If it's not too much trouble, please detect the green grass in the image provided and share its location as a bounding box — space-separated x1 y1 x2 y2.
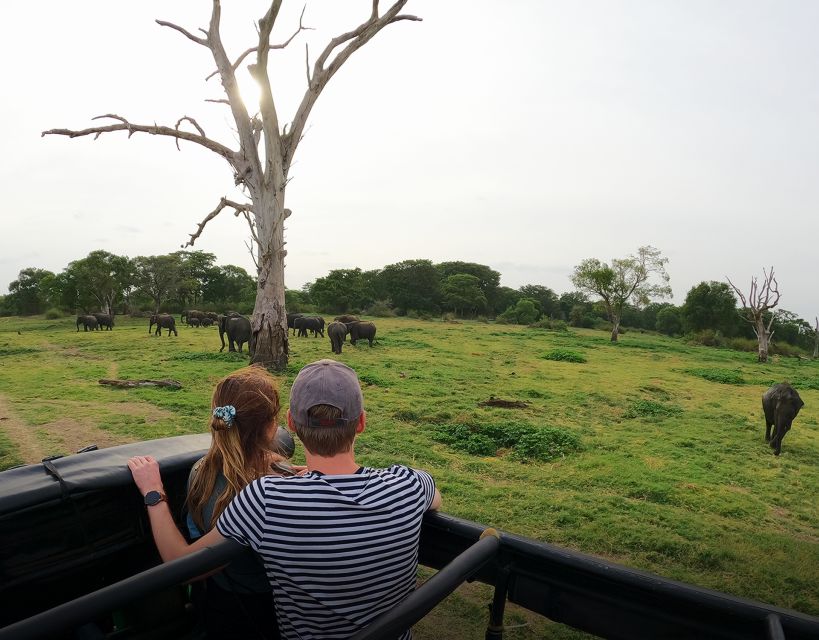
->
1 314 818 633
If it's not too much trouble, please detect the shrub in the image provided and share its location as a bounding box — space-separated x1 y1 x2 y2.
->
363 301 395 317
725 337 757 352
511 428 583 462
685 368 746 385
624 399 683 419
44 308 62 320
542 349 586 363
530 318 569 331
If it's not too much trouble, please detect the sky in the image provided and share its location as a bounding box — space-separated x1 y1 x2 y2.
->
1 1 817 320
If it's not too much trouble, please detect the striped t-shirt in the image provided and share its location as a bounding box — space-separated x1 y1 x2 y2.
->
217 465 437 640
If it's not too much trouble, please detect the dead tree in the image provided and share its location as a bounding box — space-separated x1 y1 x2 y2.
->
42 1 420 370
726 268 780 363
813 317 818 359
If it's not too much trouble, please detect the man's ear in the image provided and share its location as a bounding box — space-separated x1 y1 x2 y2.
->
286 409 296 433
355 411 366 434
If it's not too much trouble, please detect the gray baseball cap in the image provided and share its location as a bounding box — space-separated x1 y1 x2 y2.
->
290 359 363 427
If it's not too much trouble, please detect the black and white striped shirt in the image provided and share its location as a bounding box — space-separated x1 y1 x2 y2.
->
217 465 437 640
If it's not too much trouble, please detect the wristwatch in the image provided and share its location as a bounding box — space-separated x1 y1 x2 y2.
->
144 490 167 507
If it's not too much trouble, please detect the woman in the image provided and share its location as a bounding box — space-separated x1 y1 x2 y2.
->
133 366 295 640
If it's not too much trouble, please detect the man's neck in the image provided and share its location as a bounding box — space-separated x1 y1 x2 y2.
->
305 450 360 475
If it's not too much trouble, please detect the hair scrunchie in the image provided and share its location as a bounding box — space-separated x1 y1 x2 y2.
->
212 404 236 427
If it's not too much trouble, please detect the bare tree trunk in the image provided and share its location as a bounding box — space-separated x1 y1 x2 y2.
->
813 317 818 359
755 317 769 363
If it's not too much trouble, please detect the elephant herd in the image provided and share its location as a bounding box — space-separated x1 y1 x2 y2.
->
287 313 377 354
76 313 114 332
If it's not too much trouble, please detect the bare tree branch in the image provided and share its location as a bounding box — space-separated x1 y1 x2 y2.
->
205 5 312 81
284 0 420 172
183 197 253 248
205 98 231 105
174 116 207 150
155 19 208 46
42 114 238 163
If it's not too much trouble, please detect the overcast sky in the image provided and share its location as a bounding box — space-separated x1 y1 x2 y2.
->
1 1 817 319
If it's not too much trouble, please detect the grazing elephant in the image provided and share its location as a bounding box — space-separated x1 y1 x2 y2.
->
346 321 376 346
149 314 178 337
762 383 804 456
296 316 324 338
93 313 114 330
219 314 253 353
205 312 219 321
327 321 347 354
188 318 201 328
334 314 360 324
201 317 214 327
181 309 205 325
76 315 99 332
287 313 305 335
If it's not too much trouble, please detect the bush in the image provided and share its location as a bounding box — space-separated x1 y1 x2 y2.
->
44 308 63 319
685 368 746 385
688 330 725 347
363 301 395 317
725 337 757 352
511 428 583 462
542 349 586 363
530 318 569 331
624 399 683 419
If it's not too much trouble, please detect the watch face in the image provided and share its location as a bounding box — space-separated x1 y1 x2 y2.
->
144 490 165 506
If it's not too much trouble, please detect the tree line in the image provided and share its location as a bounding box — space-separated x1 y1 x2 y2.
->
2 250 815 356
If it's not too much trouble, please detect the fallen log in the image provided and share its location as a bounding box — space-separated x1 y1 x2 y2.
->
98 379 182 389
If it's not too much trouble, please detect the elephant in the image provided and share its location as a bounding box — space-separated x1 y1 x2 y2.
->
334 314 360 324
327 321 347 354
346 321 376 346
76 315 99 332
188 317 201 328
149 314 178 337
287 313 305 335
201 317 214 327
762 383 804 456
295 316 324 338
181 309 205 325
204 312 219 321
93 313 114 331
219 314 253 353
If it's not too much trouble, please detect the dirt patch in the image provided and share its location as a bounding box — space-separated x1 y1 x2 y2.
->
36 417 136 457
0 395 45 462
107 362 119 379
478 397 529 409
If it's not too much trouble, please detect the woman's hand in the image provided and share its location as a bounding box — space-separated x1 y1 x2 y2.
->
128 455 165 494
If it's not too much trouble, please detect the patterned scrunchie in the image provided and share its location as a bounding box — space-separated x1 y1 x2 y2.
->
212 404 236 427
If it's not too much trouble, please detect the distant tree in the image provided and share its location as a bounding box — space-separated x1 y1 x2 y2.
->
5 268 56 315
284 288 311 313
309 268 372 313
656 306 683 336
175 251 217 309
727 267 780 363
492 286 521 316
379 259 440 313
441 274 487 317
681 281 739 336
133 254 181 313
641 302 673 332
436 262 500 308
771 310 812 350
64 251 134 315
498 298 539 325
203 264 256 310
814 317 818 359
571 246 671 342
518 285 559 318
558 291 590 321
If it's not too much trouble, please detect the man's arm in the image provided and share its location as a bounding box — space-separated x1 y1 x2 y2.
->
128 455 227 562
429 487 443 512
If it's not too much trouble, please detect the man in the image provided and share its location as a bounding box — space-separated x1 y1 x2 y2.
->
129 359 441 640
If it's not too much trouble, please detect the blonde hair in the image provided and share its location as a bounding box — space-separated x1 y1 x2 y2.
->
294 404 358 457
187 366 282 531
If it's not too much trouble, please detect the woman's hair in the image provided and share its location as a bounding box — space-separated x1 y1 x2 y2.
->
187 366 282 532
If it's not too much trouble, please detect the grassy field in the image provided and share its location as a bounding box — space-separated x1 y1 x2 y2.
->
1 314 817 637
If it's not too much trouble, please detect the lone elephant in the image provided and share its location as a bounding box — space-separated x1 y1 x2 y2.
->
762 383 804 456
149 314 178 336
219 314 253 354
346 321 376 346
93 313 114 330
328 321 347 354
76 315 99 332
